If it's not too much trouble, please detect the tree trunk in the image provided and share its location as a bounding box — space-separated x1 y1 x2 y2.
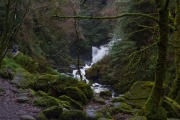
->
138 0 169 119
168 0 180 102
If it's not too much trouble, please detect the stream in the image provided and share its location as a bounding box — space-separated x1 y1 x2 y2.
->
72 41 115 97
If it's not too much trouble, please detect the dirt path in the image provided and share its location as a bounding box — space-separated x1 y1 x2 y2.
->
0 77 41 120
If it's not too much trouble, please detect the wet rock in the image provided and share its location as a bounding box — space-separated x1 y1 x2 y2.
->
85 109 102 120
17 96 29 103
20 115 35 120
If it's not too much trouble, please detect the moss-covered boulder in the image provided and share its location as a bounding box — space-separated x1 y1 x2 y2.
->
76 82 93 99
85 64 100 80
111 102 133 114
59 95 83 110
36 90 48 97
33 95 70 109
34 74 58 93
42 106 63 119
11 68 34 88
65 87 88 105
93 96 106 105
124 81 153 108
99 90 112 99
60 109 86 120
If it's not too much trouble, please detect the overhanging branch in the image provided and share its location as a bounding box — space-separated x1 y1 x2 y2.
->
53 13 159 25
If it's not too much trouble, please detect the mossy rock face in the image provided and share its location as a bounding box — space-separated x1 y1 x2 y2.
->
61 109 86 120
129 116 147 120
76 82 93 99
111 102 133 114
124 81 153 108
11 68 34 88
42 106 63 119
59 95 83 110
65 87 88 105
85 64 99 80
99 90 112 99
85 109 102 120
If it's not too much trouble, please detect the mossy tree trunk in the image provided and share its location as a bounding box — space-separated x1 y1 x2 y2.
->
168 0 180 102
138 0 169 119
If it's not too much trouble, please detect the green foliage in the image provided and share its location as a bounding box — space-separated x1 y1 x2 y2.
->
14 52 38 73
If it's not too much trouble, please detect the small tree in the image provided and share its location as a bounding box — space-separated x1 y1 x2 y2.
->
0 0 30 67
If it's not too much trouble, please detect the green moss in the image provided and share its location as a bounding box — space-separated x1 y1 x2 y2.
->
34 74 58 92
36 112 48 120
61 109 86 120
76 82 93 99
99 90 112 98
1 57 21 71
93 96 106 105
43 106 62 119
112 97 125 103
33 95 71 109
29 89 36 96
111 102 133 114
124 81 153 100
129 116 147 120
85 64 99 79
14 52 38 73
36 90 48 97
11 68 34 88
65 87 88 105
59 95 83 110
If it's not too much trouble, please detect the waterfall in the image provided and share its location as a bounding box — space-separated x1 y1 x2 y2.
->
72 40 115 95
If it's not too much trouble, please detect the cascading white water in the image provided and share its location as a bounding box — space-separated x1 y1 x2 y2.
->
72 40 115 94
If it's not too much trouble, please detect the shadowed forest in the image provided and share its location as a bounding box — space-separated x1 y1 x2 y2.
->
0 0 180 120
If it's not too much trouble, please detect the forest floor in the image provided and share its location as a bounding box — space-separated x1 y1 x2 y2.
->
0 77 41 120
0 76 133 120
